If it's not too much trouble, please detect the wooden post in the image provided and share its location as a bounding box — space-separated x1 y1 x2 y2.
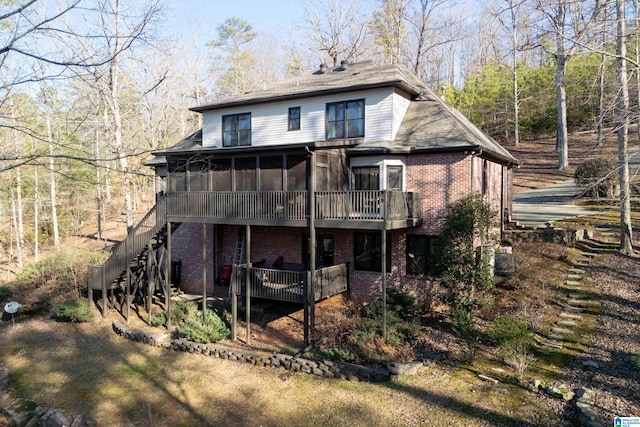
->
202 222 207 315
308 150 316 344
101 263 106 318
125 249 130 323
245 224 251 345
231 265 237 341
166 221 172 328
381 191 388 342
304 271 310 346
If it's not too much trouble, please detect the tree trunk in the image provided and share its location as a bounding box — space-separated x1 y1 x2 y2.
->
635 0 640 146
555 1 569 170
616 0 634 255
46 114 60 249
34 167 39 262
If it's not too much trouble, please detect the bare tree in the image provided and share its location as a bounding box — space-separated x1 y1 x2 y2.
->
492 0 530 146
301 0 370 66
536 0 602 170
615 0 634 255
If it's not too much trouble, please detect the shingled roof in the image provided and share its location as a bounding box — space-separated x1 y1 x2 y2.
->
190 61 426 112
181 61 518 166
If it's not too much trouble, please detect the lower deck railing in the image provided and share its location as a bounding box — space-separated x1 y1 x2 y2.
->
231 263 349 303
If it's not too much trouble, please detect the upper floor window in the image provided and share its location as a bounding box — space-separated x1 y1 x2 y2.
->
326 99 364 139
223 113 251 147
288 107 300 131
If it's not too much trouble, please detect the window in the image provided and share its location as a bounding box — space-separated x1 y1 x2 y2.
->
406 235 435 276
387 165 403 191
223 113 251 147
353 166 379 191
326 99 364 139
288 107 300 131
302 235 334 269
354 232 391 272
482 159 489 196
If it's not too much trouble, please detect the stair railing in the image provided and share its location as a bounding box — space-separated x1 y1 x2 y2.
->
89 195 169 293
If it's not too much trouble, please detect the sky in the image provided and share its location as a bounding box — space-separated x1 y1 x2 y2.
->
165 0 306 37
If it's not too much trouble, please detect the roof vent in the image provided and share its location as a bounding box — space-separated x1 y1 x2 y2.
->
338 60 349 71
318 63 329 74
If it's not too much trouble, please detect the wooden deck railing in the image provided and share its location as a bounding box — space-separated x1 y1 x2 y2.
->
232 263 349 303
166 190 421 223
88 195 168 292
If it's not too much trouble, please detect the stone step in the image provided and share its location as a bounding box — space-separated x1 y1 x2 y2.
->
558 319 579 328
564 286 585 293
568 293 588 299
568 268 585 275
538 340 564 349
582 252 597 258
567 274 583 281
567 299 591 307
559 312 582 320
565 280 582 286
547 333 564 341
575 259 591 266
564 306 584 313
534 348 551 355
552 326 574 335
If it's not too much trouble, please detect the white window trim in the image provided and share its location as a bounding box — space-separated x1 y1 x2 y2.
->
349 157 406 191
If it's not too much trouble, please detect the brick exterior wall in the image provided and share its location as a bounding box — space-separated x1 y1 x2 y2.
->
168 152 511 304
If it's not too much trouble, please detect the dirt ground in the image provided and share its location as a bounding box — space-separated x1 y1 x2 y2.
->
509 130 626 193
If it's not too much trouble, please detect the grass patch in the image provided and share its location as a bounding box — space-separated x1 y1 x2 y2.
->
54 299 94 323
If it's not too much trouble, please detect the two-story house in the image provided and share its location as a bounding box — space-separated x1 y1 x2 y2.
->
88 61 518 337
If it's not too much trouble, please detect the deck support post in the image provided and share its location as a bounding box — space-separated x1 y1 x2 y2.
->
125 251 130 323
304 271 310 346
245 224 251 345
381 191 388 342
166 221 172 328
101 265 106 317
202 222 207 314
231 265 237 341
308 150 316 345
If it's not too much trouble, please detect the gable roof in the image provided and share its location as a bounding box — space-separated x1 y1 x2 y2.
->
390 87 518 165
173 61 518 166
190 61 426 112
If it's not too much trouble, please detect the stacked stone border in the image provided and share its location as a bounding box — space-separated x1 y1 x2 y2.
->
112 321 391 382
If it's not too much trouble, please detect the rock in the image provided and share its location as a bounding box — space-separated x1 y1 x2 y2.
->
575 387 595 400
41 409 74 427
528 378 542 391
544 385 574 401
388 361 428 376
478 374 499 384
582 360 600 370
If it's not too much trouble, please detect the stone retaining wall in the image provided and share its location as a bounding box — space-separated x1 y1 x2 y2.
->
112 321 391 382
504 228 590 247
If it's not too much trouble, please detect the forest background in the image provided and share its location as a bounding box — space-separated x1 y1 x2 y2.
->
0 0 636 276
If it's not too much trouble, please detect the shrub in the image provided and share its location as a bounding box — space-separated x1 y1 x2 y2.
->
489 316 535 380
319 347 358 363
171 300 198 324
574 157 619 198
434 194 497 312
54 298 94 323
6 250 107 315
488 316 532 347
178 309 230 343
0 285 13 304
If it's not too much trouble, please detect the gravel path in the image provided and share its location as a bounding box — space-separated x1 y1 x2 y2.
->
562 252 640 424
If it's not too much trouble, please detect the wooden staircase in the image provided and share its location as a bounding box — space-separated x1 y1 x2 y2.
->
87 195 180 318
